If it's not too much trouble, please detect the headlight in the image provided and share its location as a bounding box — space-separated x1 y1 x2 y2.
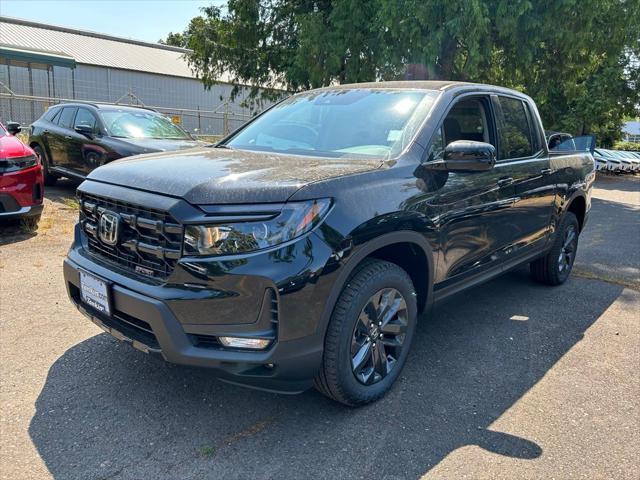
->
183 198 331 256
0 154 38 174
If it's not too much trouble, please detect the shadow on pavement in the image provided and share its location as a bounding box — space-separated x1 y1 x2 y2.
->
29 268 625 479
45 178 82 205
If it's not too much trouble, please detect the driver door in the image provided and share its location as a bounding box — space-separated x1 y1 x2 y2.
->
420 96 519 289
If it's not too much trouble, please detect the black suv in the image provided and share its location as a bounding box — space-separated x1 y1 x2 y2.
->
29 103 201 185
63 82 594 406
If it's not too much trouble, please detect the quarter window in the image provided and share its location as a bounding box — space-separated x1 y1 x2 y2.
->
498 97 534 159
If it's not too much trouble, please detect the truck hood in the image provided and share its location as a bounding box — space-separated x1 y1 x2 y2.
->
87 147 382 204
114 137 203 153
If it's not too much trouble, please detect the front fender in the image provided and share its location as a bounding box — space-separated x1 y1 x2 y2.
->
313 230 436 338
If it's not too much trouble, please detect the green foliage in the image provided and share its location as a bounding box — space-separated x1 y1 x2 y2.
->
613 141 640 152
159 31 187 47
171 0 640 137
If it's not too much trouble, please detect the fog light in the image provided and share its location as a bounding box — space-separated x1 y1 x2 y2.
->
218 336 271 350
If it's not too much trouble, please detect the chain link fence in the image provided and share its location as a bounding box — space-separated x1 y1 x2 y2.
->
0 62 265 139
0 91 254 141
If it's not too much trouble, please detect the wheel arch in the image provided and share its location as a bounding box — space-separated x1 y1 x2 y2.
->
317 231 435 336
566 194 587 232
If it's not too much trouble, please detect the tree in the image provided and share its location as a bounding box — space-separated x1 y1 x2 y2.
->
159 31 187 47
176 0 640 139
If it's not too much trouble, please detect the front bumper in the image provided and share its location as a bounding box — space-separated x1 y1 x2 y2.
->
0 164 44 217
63 230 336 393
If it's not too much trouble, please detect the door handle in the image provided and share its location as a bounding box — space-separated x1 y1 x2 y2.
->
65 135 73 140
540 168 553 175
497 177 514 187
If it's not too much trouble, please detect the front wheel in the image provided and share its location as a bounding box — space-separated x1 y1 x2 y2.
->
314 259 418 406
530 211 579 285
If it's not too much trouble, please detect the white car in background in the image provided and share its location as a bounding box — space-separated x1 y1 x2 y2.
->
617 151 640 172
592 149 609 171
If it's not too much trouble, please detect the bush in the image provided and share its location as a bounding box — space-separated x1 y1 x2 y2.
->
613 141 640 152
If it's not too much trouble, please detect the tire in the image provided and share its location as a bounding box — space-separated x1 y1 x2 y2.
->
314 259 418 406
33 145 58 186
530 211 579 286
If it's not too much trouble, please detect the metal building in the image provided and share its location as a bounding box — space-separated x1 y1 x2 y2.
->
0 16 276 136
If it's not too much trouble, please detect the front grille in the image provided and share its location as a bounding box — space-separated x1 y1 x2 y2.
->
79 192 183 279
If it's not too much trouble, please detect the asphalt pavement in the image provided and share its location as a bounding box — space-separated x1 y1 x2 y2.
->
0 175 638 479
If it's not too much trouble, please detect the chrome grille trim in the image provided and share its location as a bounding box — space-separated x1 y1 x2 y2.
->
79 192 183 279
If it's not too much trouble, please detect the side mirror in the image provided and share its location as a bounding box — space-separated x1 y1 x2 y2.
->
75 124 94 138
6 122 21 135
427 140 496 172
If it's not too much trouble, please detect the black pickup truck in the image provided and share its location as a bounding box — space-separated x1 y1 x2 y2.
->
63 81 595 406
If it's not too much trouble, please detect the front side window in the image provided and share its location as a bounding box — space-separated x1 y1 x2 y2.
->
225 89 440 160
74 108 99 133
498 97 534 159
428 97 493 161
57 107 77 129
100 110 190 139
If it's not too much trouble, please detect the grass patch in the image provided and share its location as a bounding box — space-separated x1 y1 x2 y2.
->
62 198 80 210
572 268 639 291
196 445 215 458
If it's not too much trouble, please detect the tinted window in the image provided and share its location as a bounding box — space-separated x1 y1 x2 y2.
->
57 107 77 129
43 107 60 122
498 97 534 159
429 98 493 161
74 108 98 133
226 89 440 159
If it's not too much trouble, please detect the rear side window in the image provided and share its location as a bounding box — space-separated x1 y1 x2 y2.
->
57 107 77 129
498 97 534 159
74 108 99 133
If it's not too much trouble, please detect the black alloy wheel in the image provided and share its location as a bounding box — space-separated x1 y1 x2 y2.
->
350 288 408 385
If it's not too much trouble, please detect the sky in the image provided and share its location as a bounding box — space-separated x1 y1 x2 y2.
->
0 0 225 43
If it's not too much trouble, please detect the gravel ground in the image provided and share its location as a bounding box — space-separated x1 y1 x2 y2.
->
0 175 638 480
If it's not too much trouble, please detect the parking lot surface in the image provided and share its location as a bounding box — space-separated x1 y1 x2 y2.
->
1 175 638 479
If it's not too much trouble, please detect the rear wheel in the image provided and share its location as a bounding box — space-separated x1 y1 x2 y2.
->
530 211 579 285
33 145 58 186
314 259 417 406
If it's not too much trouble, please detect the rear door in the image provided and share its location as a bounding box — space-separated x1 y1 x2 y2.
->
47 106 77 169
493 95 555 253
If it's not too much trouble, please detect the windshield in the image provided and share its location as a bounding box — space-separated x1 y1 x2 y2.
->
101 110 190 140
225 89 440 159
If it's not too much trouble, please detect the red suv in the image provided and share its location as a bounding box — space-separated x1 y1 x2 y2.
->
0 122 44 224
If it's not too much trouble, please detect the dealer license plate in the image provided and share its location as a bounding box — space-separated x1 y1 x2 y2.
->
79 270 111 316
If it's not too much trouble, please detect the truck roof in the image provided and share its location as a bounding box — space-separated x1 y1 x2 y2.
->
311 80 532 100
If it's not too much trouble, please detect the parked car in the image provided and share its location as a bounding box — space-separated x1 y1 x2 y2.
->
63 81 594 406
596 149 622 172
592 149 610 171
616 150 640 172
607 149 635 172
0 121 44 225
29 103 202 185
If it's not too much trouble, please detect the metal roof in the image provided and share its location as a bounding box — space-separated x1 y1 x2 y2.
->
0 16 230 81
